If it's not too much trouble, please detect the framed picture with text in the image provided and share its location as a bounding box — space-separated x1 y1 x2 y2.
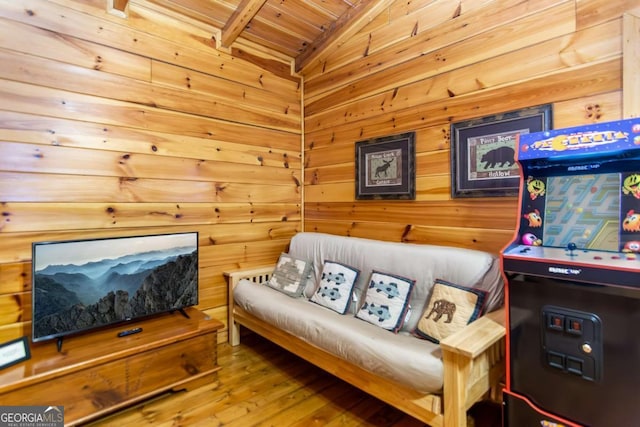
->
355 132 416 200
451 105 552 198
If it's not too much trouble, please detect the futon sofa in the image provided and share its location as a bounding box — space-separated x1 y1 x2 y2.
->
226 232 505 427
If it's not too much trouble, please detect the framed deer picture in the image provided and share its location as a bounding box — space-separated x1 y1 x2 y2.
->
355 132 415 200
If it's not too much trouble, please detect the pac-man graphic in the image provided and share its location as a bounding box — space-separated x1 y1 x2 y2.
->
551 135 567 152
527 177 546 200
622 174 640 199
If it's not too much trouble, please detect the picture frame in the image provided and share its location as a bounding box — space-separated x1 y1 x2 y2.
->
451 104 552 198
355 132 416 200
0 336 30 371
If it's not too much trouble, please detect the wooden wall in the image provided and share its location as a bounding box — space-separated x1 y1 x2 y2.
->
0 0 302 344
0 0 637 347
303 0 638 254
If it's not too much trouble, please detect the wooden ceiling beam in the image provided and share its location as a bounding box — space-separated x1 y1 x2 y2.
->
107 0 129 17
221 0 267 49
294 0 394 73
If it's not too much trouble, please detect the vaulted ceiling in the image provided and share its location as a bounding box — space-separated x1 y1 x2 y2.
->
138 0 393 73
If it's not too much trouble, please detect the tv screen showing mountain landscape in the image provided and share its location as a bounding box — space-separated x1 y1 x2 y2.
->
32 232 199 342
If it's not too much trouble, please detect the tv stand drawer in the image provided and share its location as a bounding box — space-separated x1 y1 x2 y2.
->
0 308 222 426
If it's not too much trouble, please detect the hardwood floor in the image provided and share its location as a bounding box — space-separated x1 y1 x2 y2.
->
86 333 501 426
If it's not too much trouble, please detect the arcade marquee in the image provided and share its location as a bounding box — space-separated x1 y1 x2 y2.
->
501 117 640 426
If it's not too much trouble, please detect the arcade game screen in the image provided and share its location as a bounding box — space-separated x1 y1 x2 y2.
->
542 173 620 252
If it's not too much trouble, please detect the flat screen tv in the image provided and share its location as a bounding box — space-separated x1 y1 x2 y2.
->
32 231 199 344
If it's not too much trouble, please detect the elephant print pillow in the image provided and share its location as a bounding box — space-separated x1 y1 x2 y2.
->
414 279 488 343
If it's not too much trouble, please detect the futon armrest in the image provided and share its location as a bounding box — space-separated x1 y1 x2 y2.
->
225 264 275 346
439 307 505 358
225 265 275 287
440 307 506 423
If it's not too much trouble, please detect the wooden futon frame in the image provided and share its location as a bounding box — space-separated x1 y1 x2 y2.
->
226 266 506 427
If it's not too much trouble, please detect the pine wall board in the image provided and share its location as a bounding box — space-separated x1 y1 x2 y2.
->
0 0 302 344
0 0 636 347
0 111 299 168
302 0 631 254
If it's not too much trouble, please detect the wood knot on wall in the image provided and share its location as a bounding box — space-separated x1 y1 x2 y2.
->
1 210 11 227
584 104 602 122
106 206 117 224
401 224 413 241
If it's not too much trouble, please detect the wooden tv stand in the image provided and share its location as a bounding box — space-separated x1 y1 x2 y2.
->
0 308 222 426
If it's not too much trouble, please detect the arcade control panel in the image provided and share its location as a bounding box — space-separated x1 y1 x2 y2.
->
504 244 640 267
502 243 640 288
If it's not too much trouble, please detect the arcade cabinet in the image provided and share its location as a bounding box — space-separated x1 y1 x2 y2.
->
501 118 640 426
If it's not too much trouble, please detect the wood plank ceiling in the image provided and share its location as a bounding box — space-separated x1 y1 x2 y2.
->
138 0 389 73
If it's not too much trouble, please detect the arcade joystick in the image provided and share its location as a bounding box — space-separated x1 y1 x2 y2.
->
567 242 577 257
